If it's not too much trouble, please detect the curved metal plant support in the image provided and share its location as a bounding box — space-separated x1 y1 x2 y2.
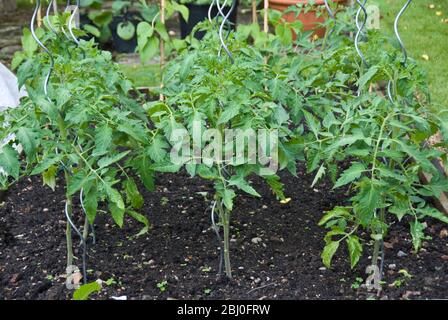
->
354 0 368 69
210 201 224 275
387 0 412 102
65 201 88 284
216 0 236 63
45 0 57 34
67 0 81 45
31 0 54 100
324 0 335 38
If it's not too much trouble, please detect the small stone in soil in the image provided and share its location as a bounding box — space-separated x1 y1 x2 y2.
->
440 229 448 239
251 237 262 244
397 250 408 257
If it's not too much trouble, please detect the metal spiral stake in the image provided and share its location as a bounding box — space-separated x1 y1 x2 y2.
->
216 0 237 63
67 0 81 45
323 0 335 38
45 0 57 34
210 201 224 275
354 0 368 69
31 0 54 100
387 0 412 103
65 202 87 284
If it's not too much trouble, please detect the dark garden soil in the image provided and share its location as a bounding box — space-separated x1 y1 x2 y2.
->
1 164 447 300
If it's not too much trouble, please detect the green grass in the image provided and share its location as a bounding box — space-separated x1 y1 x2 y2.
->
119 64 161 88
372 0 448 115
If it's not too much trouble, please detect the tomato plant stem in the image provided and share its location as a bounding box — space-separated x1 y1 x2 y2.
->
217 201 232 279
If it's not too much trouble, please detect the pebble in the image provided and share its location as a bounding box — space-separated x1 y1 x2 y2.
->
440 229 448 239
251 237 262 244
388 264 396 270
319 267 326 271
397 250 407 257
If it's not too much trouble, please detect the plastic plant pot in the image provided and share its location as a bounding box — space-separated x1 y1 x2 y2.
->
268 0 347 38
179 1 239 40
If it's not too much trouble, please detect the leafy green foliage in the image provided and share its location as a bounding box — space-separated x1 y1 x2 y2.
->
72 281 102 300
1 15 152 233
295 18 448 267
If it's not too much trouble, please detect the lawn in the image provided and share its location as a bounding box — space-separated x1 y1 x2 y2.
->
119 63 161 88
371 0 448 115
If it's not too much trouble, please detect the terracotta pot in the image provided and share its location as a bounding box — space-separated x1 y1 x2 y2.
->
268 0 346 38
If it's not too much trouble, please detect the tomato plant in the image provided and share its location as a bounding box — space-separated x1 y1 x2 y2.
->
144 22 305 278
2 13 151 270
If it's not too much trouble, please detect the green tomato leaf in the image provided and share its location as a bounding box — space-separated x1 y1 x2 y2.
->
321 240 340 268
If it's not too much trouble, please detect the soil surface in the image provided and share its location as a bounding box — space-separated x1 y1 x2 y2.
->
1 164 447 300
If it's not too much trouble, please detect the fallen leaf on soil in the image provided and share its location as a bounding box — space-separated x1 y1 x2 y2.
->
280 198 291 204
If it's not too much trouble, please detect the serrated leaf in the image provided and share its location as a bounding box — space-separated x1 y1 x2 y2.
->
356 66 378 89
0 145 19 180
67 170 91 196
127 210 150 237
73 281 102 300
124 177 144 209
334 162 365 189
321 240 340 268
264 175 285 200
410 219 425 251
228 176 261 197
222 189 236 211
42 165 57 191
109 202 125 227
318 206 350 226
83 187 98 224
132 155 155 191
418 207 448 224
217 105 240 124
353 185 380 226
303 110 321 137
311 164 326 187
147 135 168 162
346 235 363 269
31 155 62 175
98 150 130 168
93 125 112 157
16 127 38 161
104 183 125 212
